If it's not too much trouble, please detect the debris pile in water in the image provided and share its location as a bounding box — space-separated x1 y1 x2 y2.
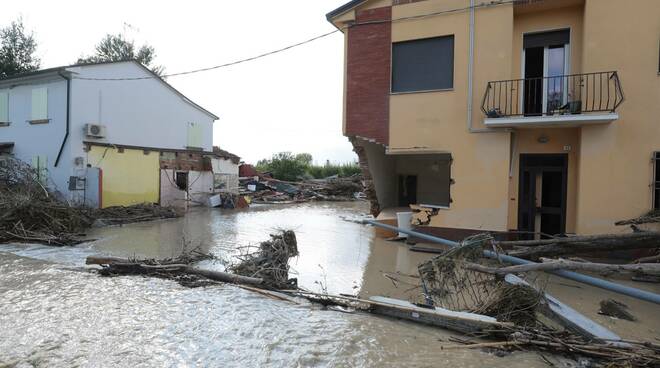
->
88 245 220 288
92 204 182 226
242 175 365 204
0 158 182 246
228 230 299 289
417 233 544 325
0 159 93 245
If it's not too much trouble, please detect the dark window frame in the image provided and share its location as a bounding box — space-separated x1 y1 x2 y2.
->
391 35 455 94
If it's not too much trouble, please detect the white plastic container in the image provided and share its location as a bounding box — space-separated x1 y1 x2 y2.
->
396 212 413 238
208 194 222 208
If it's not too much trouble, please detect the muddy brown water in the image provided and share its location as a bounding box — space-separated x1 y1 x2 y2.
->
1 202 657 367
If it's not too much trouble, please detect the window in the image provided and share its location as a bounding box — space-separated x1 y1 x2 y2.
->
392 35 454 93
31 87 48 122
655 152 660 210
0 91 8 125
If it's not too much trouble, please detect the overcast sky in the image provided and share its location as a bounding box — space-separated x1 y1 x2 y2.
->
1 0 352 165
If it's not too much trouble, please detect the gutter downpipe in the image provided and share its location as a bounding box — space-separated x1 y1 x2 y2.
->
363 219 660 305
54 72 71 167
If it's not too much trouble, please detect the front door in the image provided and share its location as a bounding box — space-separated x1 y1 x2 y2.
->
518 154 568 239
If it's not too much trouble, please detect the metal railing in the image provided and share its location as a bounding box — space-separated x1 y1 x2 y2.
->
481 71 624 119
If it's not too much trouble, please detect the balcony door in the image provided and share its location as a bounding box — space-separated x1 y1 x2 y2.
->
522 29 570 116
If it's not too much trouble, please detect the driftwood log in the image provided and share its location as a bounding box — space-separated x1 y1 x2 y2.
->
501 232 660 259
464 259 660 276
86 256 264 287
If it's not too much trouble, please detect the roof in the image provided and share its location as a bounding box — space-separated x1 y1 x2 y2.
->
212 146 241 164
0 60 219 120
326 0 369 21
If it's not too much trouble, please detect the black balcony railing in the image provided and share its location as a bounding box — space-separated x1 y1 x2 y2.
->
481 71 624 119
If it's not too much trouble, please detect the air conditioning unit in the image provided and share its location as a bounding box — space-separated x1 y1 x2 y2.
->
85 124 106 138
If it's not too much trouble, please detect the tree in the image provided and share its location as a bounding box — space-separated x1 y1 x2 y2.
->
0 18 40 79
256 152 311 182
78 34 164 76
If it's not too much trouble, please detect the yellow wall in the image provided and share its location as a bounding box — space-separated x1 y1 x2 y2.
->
388 0 513 231
331 0 660 234
575 0 660 234
88 146 160 208
512 5 584 79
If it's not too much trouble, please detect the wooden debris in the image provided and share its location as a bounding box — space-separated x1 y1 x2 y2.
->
227 230 299 289
616 209 660 226
463 259 660 276
87 254 264 288
599 299 637 321
440 327 660 367
501 232 660 260
0 157 182 246
243 175 365 204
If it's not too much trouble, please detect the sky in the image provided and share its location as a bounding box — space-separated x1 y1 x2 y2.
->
0 0 353 165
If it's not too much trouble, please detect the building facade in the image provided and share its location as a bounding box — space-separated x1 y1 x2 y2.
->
0 60 219 208
327 0 660 237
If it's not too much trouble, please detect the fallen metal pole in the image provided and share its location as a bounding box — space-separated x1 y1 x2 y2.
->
363 220 660 305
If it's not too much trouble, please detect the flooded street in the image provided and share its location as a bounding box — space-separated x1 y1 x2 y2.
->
0 202 654 367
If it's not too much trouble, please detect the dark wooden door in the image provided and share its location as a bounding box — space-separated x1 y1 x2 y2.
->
518 154 568 239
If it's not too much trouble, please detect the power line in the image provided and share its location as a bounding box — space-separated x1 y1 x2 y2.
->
73 0 513 81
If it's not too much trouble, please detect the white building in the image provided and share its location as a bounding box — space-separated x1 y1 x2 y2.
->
0 60 218 208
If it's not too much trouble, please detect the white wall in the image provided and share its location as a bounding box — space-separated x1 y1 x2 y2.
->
0 61 217 203
68 61 216 163
211 157 239 175
0 75 73 195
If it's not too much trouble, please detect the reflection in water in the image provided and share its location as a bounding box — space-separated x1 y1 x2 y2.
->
1 202 550 367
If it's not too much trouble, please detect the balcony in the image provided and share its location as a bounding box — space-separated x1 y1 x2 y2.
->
481 71 624 128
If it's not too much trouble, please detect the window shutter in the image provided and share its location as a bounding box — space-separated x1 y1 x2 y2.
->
523 29 570 49
31 88 48 121
0 91 8 122
187 122 203 148
392 35 455 93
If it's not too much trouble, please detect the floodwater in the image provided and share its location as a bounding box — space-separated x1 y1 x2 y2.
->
0 202 657 367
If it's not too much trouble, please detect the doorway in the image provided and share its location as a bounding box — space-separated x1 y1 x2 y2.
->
522 29 570 115
175 171 189 191
398 175 417 206
518 154 568 239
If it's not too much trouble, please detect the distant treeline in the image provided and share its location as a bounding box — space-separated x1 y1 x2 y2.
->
256 152 360 182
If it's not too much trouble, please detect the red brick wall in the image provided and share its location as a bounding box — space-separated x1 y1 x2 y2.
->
346 6 392 146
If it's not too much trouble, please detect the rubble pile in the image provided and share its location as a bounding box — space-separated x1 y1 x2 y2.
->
241 174 365 204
